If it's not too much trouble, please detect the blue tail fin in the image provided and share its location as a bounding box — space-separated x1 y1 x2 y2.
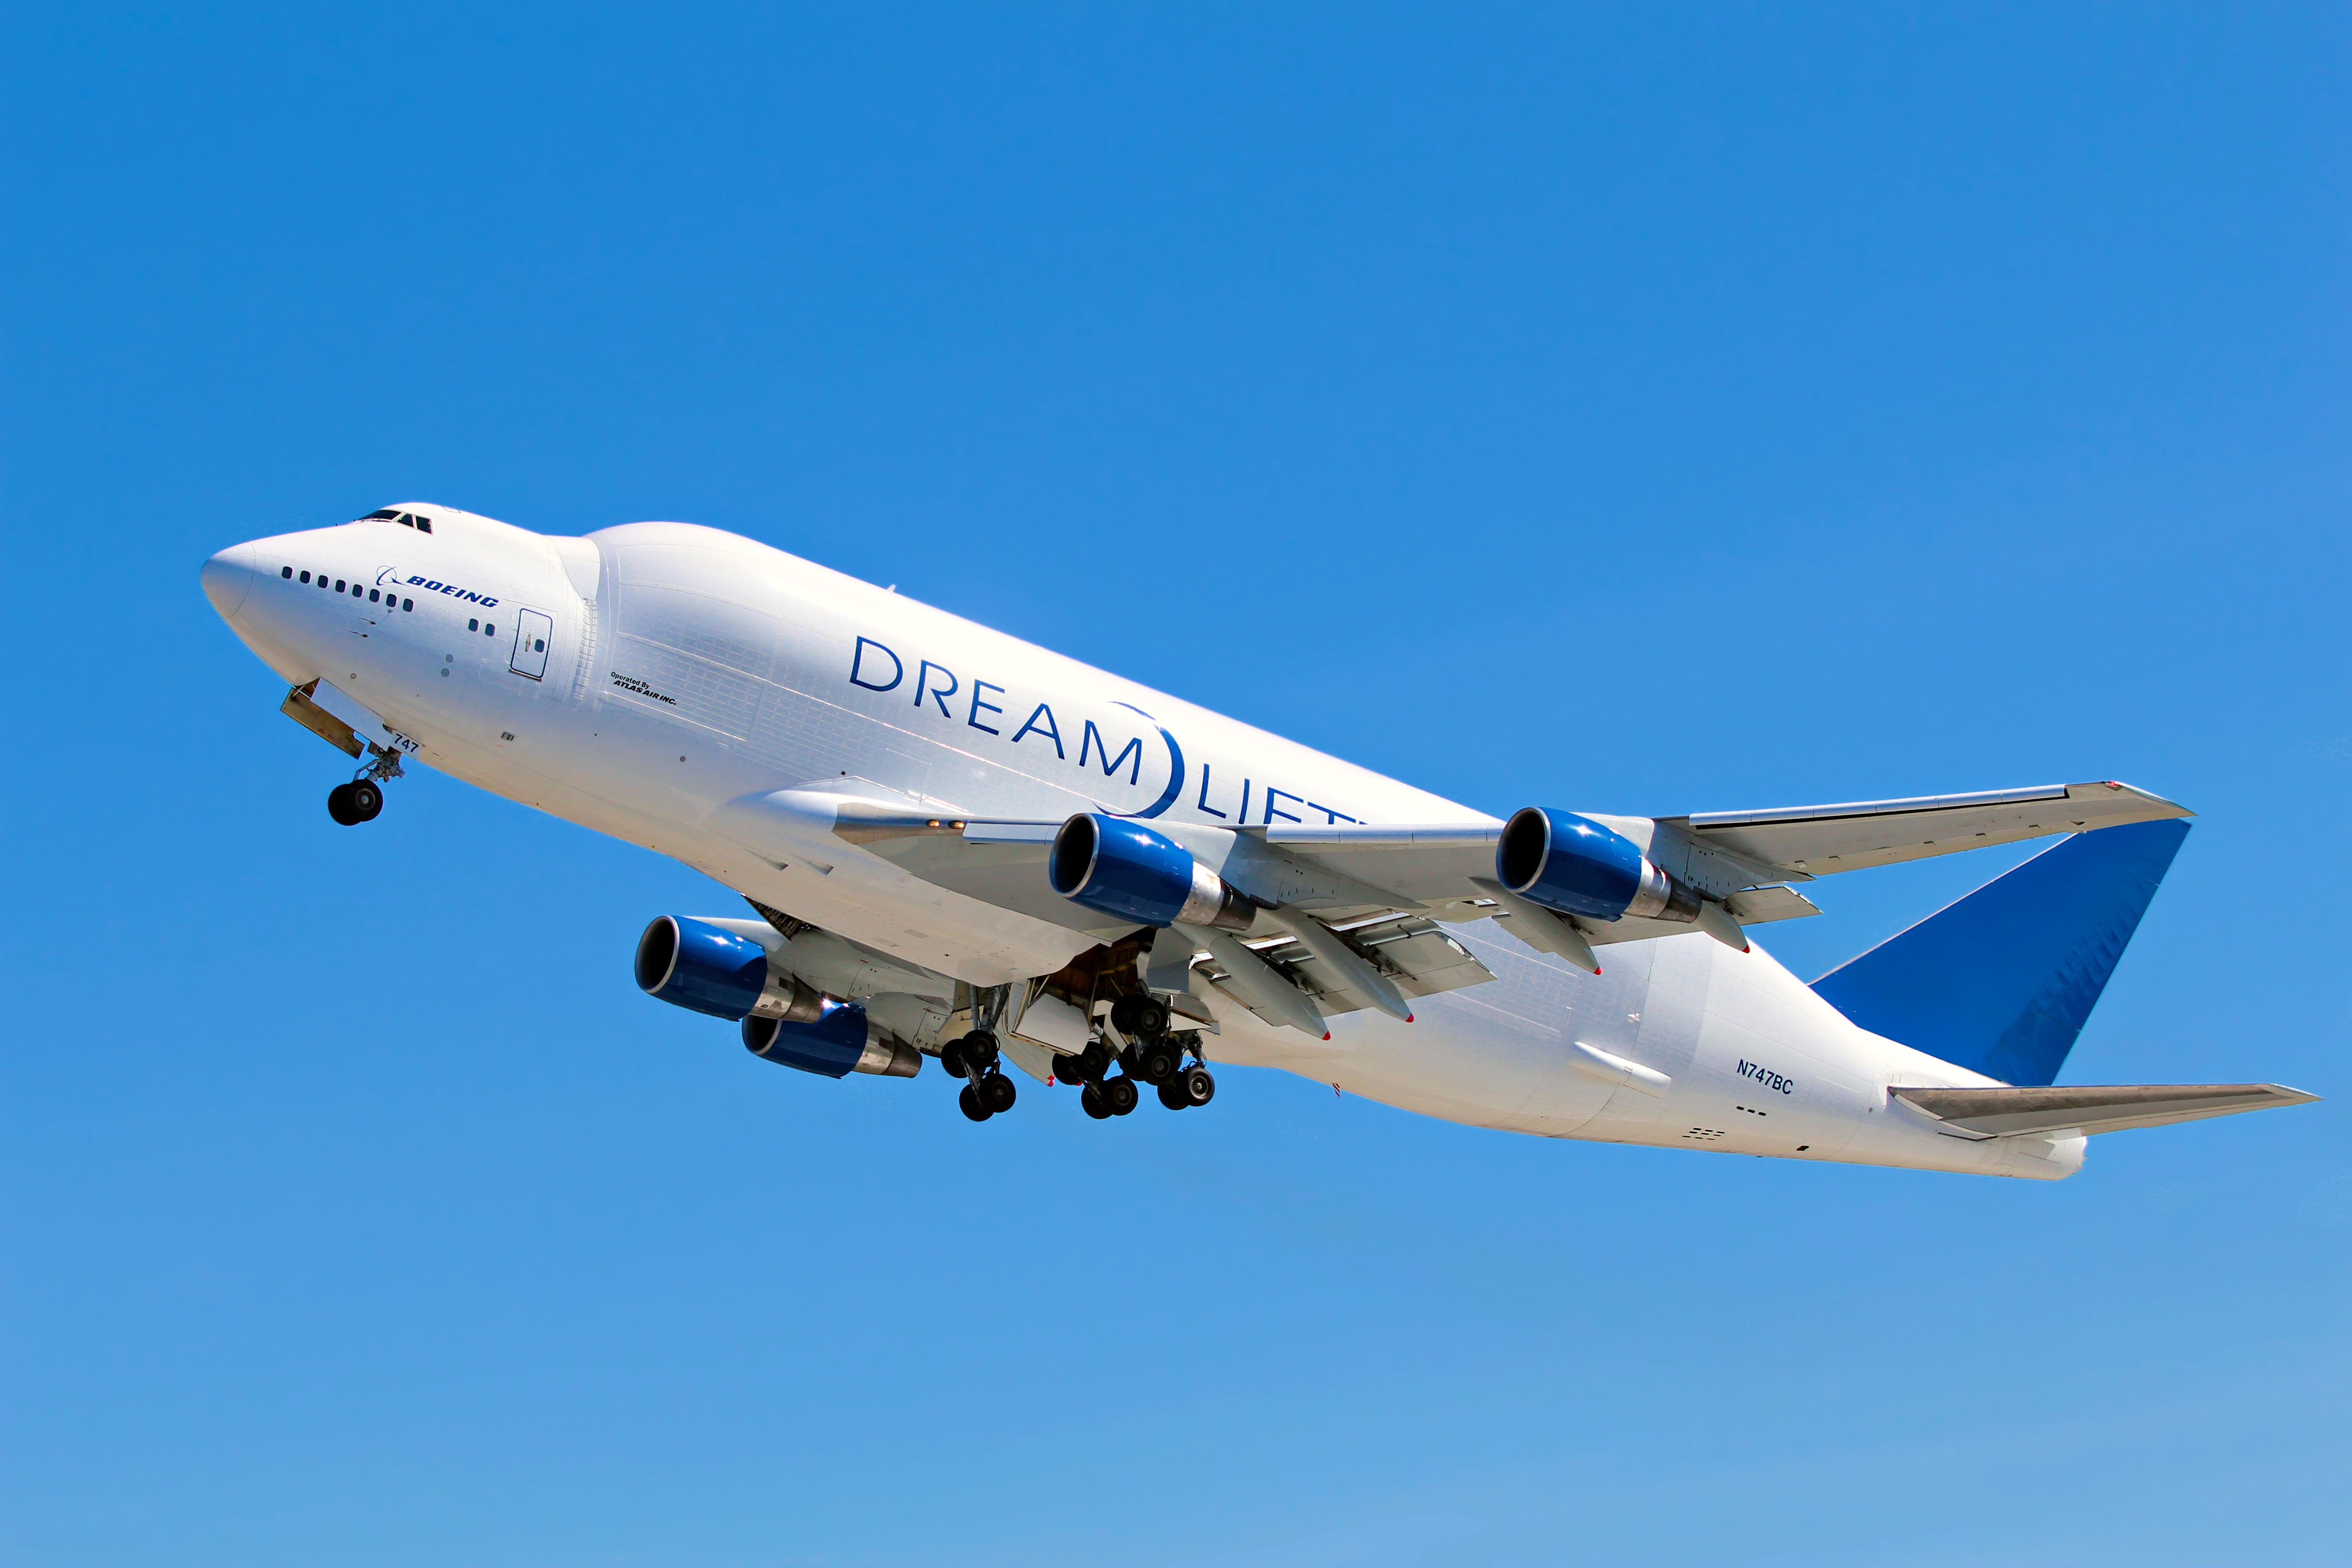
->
1808 820 2190 1086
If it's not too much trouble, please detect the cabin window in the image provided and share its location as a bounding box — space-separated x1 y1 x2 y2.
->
369 589 380 602
485 623 495 637
402 598 413 611
532 638 544 652
469 618 479 631
281 566 292 578
299 571 310 583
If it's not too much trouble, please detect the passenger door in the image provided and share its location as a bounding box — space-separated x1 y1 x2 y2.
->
508 608 554 681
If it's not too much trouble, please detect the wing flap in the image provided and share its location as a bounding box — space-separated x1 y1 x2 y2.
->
1208 911 1497 1022
1892 1082 2318 1139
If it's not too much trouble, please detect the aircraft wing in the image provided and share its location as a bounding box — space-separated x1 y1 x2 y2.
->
815 782 2192 980
1666 780 2191 880
1891 1082 2318 1139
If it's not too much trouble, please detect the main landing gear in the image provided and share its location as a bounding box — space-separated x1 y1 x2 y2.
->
1055 992 1215 1121
941 1029 1019 1122
326 743 405 827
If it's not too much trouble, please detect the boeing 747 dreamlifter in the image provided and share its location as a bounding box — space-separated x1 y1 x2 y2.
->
199 503 2314 1175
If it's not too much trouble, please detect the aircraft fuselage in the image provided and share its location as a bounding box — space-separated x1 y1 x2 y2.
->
200 505 2080 1178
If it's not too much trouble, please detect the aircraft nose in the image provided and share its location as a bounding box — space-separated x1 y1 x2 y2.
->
201 544 257 620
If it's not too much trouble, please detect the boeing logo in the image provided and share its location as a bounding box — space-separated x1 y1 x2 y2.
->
378 566 500 608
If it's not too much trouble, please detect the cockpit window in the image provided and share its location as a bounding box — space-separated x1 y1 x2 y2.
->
358 507 432 534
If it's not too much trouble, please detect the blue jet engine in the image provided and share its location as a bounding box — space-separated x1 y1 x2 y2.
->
636 914 774 1019
634 915 921 1077
1495 808 1703 924
1049 813 1256 931
741 1003 921 1078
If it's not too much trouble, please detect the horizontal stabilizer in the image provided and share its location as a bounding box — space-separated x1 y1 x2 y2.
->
1893 1082 2318 1139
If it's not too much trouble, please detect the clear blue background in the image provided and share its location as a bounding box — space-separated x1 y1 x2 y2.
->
5 6 2346 1564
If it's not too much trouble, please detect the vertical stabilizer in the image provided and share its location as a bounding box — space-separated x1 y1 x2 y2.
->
1809 820 2190 1086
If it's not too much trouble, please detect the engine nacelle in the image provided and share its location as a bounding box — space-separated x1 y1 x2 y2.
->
1049 813 1255 931
634 915 833 1022
1495 808 1702 924
742 1005 922 1078
635 914 772 1019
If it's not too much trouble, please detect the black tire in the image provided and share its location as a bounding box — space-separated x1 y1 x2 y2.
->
1110 994 1169 1037
1052 1053 1087 1083
959 1084 992 1122
326 782 360 825
939 1040 968 1079
1137 1041 1181 1085
1103 1077 1140 1116
982 1072 1017 1113
1080 1083 1111 1119
1156 1080 1189 1111
348 779 383 821
1078 1041 1112 1080
1181 1066 1216 1107
961 1029 1000 1071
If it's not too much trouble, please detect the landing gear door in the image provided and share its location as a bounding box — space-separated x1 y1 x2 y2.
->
509 608 554 681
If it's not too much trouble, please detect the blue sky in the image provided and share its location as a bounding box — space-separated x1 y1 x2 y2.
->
4 5 2347 1564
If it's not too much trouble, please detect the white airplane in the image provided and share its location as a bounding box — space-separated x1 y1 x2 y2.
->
200 503 2315 1176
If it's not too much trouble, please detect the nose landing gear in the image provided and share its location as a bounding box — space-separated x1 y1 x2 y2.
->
326 744 404 826
326 779 382 824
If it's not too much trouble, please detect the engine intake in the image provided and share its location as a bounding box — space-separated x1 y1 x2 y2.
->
635 914 772 1019
1495 808 1702 925
1049 813 1254 931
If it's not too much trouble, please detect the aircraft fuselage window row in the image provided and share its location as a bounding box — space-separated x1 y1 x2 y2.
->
360 508 433 533
466 617 498 636
283 565 413 611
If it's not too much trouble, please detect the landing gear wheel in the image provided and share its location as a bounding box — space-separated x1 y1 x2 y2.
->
1156 1080 1189 1111
960 1030 1000 1073
1110 994 1171 1038
982 1072 1017 1114
1077 1041 1112 1081
1135 1039 1182 1085
347 779 383 821
1080 1082 1112 1119
1179 1065 1216 1107
1102 1077 1140 1116
958 1084 992 1122
939 1040 968 1079
1052 1053 1087 1083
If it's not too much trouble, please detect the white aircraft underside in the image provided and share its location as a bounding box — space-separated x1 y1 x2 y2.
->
199 504 2316 1177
